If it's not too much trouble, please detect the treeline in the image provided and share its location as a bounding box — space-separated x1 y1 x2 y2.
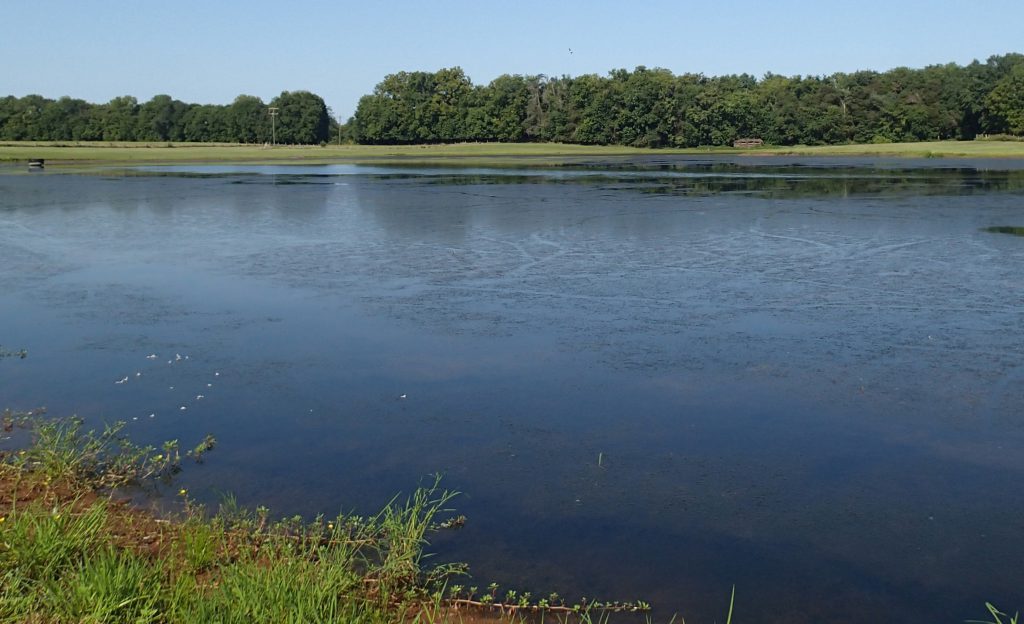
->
351 54 1024 146
4 54 1023 148
0 91 332 144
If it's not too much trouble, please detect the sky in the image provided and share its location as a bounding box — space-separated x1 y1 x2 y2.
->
3 0 1023 119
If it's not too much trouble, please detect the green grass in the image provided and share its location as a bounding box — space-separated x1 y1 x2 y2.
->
969 603 1021 624
0 474 463 623
2 138 1023 169
762 140 1024 158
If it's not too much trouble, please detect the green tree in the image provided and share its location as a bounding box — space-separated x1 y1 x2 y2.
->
136 95 188 141
485 74 529 141
984 63 1024 134
269 91 330 144
102 96 140 141
228 95 268 143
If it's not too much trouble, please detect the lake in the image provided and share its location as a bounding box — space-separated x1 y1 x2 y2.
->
1 157 1022 622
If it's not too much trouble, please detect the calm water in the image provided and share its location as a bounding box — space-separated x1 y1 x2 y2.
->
2 158 1023 622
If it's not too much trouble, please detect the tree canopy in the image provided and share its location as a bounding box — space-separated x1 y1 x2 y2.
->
0 91 331 144
3 54 1023 147
350 54 1024 146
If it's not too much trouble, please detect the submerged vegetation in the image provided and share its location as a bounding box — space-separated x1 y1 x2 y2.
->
983 225 1024 236
0 415 653 623
0 346 28 359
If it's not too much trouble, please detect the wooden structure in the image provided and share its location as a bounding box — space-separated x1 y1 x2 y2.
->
732 138 764 148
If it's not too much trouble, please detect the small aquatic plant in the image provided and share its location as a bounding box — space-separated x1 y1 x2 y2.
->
969 603 1020 624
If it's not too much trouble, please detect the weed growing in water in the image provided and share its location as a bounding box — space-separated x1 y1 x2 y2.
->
969 603 1021 624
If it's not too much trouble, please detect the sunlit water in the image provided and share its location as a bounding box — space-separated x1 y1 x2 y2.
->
2 158 1023 622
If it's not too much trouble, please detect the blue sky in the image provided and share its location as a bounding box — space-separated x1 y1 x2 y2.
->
3 0 1022 119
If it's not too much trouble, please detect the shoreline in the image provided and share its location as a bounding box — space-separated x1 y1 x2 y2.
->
2 140 1024 169
0 415 651 623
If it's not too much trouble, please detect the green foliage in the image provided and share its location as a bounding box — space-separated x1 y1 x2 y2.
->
968 602 1020 624
0 500 109 582
269 91 331 145
3 52 1024 148
43 547 162 624
13 417 185 489
348 54 1024 147
178 518 223 572
0 91 327 145
986 64 1024 135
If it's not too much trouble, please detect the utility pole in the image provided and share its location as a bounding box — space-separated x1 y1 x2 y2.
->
268 107 279 146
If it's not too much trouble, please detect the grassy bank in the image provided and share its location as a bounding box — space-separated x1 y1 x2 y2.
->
2 139 1024 169
0 415 650 623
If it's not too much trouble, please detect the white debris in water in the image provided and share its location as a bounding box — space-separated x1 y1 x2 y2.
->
175 354 182 361
214 372 220 377
207 383 212 388
115 376 129 385
145 354 158 359
399 394 407 399
180 406 187 411
135 372 142 377
195 394 204 400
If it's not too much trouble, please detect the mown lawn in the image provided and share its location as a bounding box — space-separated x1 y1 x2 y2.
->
2 139 1022 168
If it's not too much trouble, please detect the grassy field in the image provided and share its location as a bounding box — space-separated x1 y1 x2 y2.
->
2 139 1024 169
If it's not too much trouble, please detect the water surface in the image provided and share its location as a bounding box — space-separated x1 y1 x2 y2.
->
2 157 1023 622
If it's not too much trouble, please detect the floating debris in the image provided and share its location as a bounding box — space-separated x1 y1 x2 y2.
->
175 354 182 362
206 383 212 388
115 376 129 385
145 354 158 360
179 406 187 411
195 394 204 400
214 372 220 377
149 413 155 418
399 393 407 400
135 372 142 377
436 515 467 530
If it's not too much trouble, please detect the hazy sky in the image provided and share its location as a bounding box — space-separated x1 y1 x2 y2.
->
3 0 1022 118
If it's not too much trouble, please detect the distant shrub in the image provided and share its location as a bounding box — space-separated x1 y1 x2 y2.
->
976 133 1024 142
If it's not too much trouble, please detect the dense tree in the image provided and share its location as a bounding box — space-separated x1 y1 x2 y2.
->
136 95 189 141
985 64 1024 134
228 95 269 144
350 56 1024 147
269 91 330 145
3 54 1024 147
